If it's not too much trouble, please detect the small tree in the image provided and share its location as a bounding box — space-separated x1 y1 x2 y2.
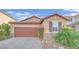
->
55 26 79 48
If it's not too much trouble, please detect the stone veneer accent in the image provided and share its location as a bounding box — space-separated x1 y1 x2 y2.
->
42 33 65 49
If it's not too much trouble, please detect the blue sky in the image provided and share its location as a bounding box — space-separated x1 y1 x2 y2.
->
1 9 79 21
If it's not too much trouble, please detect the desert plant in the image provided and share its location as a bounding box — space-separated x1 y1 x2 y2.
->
38 28 44 39
55 26 79 48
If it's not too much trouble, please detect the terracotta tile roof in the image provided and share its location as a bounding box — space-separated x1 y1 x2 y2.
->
21 16 42 21
9 16 43 24
43 13 68 20
9 14 69 24
21 16 42 23
40 13 69 23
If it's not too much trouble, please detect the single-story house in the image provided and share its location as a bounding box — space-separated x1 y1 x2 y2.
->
9 13 68 37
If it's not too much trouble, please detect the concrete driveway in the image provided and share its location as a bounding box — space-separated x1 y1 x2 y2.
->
0 37 42 49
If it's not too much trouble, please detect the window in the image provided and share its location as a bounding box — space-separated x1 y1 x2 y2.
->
52 21 59 32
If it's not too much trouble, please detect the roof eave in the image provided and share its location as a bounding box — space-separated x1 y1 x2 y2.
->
9 22 41 24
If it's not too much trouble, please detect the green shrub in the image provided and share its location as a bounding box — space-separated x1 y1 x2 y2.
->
38 28 44 39
55 26 79 48
0 28 5 40
0 23 10 40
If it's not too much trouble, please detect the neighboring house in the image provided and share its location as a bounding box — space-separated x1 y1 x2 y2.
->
66 14 79 25
0 12 15 24
66 14 79 32
9 14 68 37
68 22 79 32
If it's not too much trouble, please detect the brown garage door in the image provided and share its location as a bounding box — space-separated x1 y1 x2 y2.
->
14 27 38 37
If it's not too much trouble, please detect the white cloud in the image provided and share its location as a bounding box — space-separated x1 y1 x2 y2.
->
24 12 30 15
15 12 30 16
15 13 24 16
20 17 27 19
70 13 78 16
64 13 78 16
63 9 79 16
63 9 79 13
20 14 33 20
7 11 15 14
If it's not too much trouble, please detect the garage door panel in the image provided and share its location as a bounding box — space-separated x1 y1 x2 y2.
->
14 27 38 37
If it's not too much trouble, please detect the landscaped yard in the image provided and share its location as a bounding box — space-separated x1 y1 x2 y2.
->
55 26 79 48
42 26 79 49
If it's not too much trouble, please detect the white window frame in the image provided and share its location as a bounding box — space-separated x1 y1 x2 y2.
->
52 20 59 33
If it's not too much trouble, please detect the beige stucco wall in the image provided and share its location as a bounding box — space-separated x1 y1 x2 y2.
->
42 16 67 33
0 12 15 24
